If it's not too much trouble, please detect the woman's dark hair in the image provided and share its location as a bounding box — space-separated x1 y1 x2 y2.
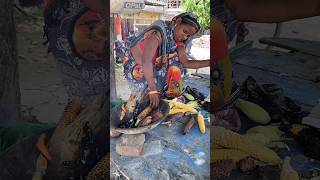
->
172 12 201 33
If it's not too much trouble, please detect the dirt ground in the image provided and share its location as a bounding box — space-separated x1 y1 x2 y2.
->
15 8 320 124
17 16 68 124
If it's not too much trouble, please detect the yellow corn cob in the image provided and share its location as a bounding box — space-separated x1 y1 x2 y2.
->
135 106 152 126
58 99 81 128
197 112 206 133
86 154 110 180
169 107 197 115
32 154 47 180
212 126 282 164
280 157 299 180
235 99 271 124
243 133 271 146
211 149 249 163
165 100 198 113
246 125 283 141
187 101 199 108
36 133 52 161
169 108 189 115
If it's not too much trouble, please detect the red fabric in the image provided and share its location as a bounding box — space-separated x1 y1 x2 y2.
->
212 22 228 64
138 39 158 62
175 41 185 47
115 16 121 34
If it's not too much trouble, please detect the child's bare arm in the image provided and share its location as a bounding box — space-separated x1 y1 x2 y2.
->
226 0 320 23
177 46 210 69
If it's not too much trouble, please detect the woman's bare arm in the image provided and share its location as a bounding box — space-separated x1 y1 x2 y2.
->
141 35 161 91
177 46 210 69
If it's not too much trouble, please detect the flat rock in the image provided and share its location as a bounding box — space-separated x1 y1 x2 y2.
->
142 140 163 157
116 134 145 157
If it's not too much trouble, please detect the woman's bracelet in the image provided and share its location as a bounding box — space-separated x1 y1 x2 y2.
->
148 91 160 95
176 41 185 48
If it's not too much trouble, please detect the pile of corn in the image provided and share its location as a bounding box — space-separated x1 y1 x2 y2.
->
165 99 206 134
86 154 110 180
211 126 282 165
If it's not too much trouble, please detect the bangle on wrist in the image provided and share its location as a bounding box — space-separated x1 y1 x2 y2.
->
176 41 185 48
148 91 160 95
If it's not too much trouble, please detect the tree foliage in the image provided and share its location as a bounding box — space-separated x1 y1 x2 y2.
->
181 0 210 29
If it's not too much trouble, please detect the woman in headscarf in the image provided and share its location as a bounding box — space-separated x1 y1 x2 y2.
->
124 12 210 108
44 0 108 105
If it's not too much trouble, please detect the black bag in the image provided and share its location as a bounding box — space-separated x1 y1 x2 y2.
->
241 76 308 124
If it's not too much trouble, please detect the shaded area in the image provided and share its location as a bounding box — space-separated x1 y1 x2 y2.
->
224 39 320 179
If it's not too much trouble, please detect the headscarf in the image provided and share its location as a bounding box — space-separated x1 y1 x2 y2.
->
172 12 201 33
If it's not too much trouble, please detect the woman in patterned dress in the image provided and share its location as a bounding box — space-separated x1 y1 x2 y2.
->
44 0 108 105
124 12 210 108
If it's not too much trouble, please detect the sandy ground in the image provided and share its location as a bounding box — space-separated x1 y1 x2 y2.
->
17 18 68 124
16 14 320 124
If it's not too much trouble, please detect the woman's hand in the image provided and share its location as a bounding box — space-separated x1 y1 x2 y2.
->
148 84 160 108
140 33 161 108
149 93 160 108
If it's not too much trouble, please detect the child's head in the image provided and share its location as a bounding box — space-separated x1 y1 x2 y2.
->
172 12 200 42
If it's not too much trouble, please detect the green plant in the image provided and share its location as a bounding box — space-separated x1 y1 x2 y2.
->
181 0 210 29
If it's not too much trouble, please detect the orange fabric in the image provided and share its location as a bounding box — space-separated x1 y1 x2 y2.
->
212 18 228 63
211 18 233 111
166 66 181 82
165 66 182 97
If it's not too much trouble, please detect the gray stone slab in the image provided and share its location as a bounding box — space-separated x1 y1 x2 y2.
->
232 48 320 82
259 37 320 57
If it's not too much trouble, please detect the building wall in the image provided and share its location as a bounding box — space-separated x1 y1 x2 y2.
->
168 0 181 8
121 12 162 33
